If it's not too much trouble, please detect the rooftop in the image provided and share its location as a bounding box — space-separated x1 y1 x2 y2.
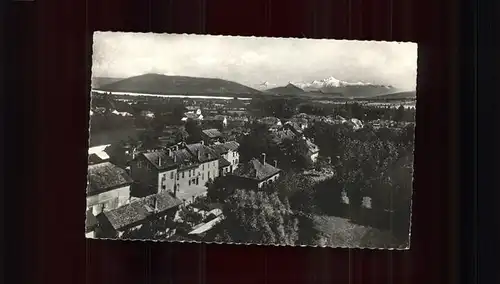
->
233 158 281 181
210 141 240 155
185 143 219 163
102 201 150 230
202 128 222 138
87 162 133 195
218 157 231 168
142 148 198 171
102 191 182 231
188 215 224 235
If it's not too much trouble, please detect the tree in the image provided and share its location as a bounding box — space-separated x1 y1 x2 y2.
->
105 142 129 168
184 119 203 143
206 177 234 203
209 190 300 246
393 105 406 121
238 122 278 162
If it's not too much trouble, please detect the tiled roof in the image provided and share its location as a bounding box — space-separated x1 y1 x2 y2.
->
221 141 240 151
202 128 222 138
258 117 281 125
103 201 150 230
103 191 182 231
142 148 198 171
233 158 281 181
185 143 219 163
144 190 183 213
210 141 240 155
218 157 231 168
270 129 296 143
87 162 133 195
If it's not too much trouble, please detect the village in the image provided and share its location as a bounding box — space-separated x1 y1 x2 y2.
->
86 92 415 247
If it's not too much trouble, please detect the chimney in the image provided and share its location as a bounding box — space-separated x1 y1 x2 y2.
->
158 156 162 167
274 160 278 168
261 153 267 165
166 148 172 157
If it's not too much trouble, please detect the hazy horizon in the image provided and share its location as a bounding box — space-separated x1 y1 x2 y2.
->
92 32 418 91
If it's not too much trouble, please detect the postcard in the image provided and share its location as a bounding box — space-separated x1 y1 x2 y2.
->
87 32 417 249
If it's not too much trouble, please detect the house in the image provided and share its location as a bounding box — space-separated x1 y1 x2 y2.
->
257 117 282 129
130 141 224 205
298 137 320 163
201 128 223 145
230 153 281 189
182 109 203 122
87 162 133 216
131 146 199 197
270 128 296 144
96 190 183 238
284 119 308 133
88 144 111 165
228 116 249 127
111 110 133 117
185 141 220 187
203 115 228 129
141 110 155 118
209 141 240 176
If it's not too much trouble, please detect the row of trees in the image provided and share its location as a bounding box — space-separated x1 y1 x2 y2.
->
247 96 415 122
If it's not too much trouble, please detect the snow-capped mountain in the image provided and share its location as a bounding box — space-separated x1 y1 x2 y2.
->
292 76 390 90
256 81 276 90
290 76 396 98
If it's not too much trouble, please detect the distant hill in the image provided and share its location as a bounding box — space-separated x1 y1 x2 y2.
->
266 83 305 95
96 73 263 96
372 91 417 100
91 77 124 88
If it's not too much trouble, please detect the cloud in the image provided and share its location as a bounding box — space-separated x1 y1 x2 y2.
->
92 32 417 90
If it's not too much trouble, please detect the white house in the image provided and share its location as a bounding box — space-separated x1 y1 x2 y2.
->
86 162 133 216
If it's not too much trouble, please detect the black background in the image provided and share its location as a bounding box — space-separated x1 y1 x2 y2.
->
4 0 494 283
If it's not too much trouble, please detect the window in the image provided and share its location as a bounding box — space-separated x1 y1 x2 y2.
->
202 164 204 170
208 171 211 179
189 180 191 185
189 170 191 177
177 173 179 180
208 163 210 168
213 161 216 167
202 173 204 180
182 172 185 178
170 172 174 179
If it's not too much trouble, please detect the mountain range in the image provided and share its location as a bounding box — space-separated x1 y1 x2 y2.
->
288 76 398 98
93 73 415 99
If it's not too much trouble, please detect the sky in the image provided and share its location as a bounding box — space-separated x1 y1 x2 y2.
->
92 32 418 91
